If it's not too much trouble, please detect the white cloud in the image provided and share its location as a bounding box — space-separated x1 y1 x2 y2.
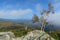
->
10 9 33 16
2 1 21 9
6 5 13 8
54 0 60 8
0 9 33 16
36 3 41 11
54 2 60 9
54 0 58 2
47 11 60 26
45 0 60 26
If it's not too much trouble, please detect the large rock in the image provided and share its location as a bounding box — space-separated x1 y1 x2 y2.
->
16 30 55 40
0 30 56 40
0 32 15 40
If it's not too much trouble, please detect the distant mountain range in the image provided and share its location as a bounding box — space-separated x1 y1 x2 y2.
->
0 18 60 31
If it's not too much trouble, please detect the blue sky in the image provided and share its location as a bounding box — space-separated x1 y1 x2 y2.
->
0 0 60 20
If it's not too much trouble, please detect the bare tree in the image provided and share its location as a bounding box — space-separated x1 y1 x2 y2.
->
32 3 54 31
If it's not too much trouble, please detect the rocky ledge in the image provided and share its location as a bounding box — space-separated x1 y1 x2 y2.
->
0 30 55 40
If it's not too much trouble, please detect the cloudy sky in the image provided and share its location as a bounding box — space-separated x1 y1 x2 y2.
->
0 0 60 20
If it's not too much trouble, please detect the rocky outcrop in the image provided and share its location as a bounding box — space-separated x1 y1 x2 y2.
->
0 32 15 40
0 30 55 40
16 30 55 40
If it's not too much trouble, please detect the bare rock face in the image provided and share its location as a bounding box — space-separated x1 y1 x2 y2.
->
0 32 15 40
0 30 55 40
16 30 55 40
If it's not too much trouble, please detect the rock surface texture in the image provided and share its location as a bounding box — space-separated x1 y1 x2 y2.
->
0 30 55 40
0 32 15 40
16 30 55 40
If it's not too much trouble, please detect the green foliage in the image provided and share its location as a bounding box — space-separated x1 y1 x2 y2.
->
48 32 59 40
13 30 27 37
32 14 39 23
0 22 35 37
